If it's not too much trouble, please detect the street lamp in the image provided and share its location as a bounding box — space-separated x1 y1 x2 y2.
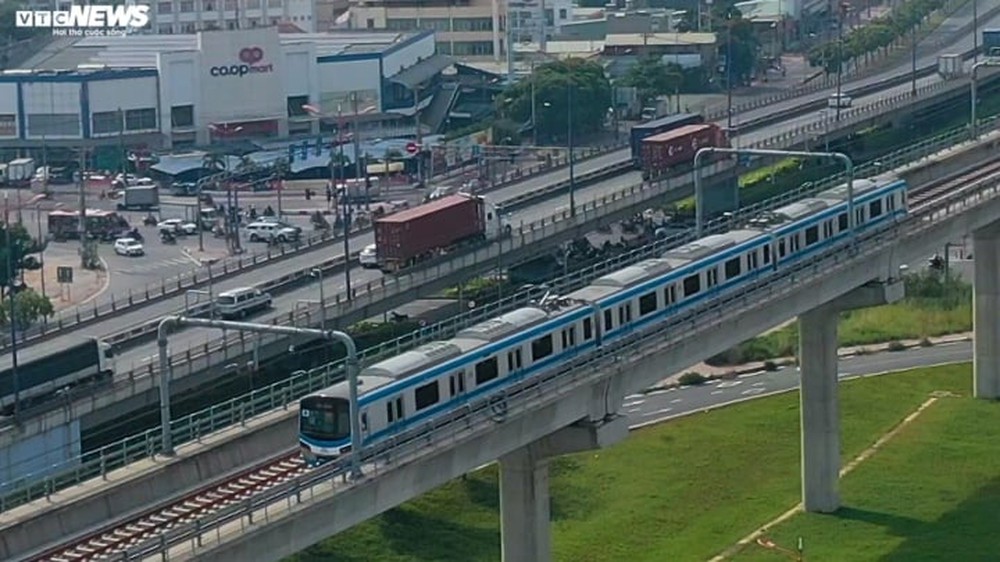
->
4 193 21 419
541 86 577 217
835 2 847 122
725 8 734 132
970 59 1000 137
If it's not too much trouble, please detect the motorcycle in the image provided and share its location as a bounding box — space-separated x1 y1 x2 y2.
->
160 230 177 244
143 213 158 227
129 229 144 242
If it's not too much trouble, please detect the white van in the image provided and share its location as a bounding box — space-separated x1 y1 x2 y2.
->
245 221 300 243
215 287 272 319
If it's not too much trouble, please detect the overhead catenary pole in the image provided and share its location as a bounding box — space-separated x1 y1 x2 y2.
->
156 316 363 477
5 195 20 419
77 147 87 267
693 147 854 239
567 83 576 217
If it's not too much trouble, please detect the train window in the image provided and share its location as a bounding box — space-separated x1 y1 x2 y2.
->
639 291 658 316
683 274 700 297
395 398 404 420
887 196 895 211
823 220 833 238
778 239 786 258
790 236 800 252
618 303 632 324
360 412 368 431
724 257 740 279
415 381 440 411
582 318 593 340
869 200 883 218
663 285 677 305
566 327 576 347
507 349 523 371
838 213 848 231
805 226 819 246
855 208 864 225
531 335 553 361
747 251 759 271
604 309 613 331
706 268 718 288
386 402 394 423
763 245 771 264
475 357 499 384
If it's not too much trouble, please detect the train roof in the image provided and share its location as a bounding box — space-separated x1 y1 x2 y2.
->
456 307 549 342
305 375 396 401
770 198 833 222
590 259 676 288
662 230 760 262
816 176 890 201
360 340 464 379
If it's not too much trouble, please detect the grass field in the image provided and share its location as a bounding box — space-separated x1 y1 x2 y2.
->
284 364 985 562
709 273 971 365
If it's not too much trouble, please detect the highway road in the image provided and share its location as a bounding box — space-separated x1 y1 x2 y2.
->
14 3 998 375
625 341 972 427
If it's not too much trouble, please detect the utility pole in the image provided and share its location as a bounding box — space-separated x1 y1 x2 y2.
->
4 195 20 419
835 2 845 121
77 148 88 268
726 10 734 133
414 84 424 187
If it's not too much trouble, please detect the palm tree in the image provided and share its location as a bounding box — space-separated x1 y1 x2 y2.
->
202 152 226 173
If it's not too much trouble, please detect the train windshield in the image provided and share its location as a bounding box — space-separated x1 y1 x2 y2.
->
300 397 350 441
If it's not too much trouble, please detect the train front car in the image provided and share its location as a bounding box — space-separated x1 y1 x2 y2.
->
298 375 394 466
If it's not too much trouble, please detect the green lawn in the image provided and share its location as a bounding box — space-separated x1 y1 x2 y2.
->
285 364 981 562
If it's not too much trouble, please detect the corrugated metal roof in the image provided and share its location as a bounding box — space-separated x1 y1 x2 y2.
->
377 194 474 224
605 32 718 46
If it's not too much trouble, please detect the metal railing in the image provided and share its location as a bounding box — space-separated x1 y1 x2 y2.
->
0 109 993 512
112 149 1000 560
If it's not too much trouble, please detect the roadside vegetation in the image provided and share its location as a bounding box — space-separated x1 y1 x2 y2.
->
708 270 969 366
283 365 977 562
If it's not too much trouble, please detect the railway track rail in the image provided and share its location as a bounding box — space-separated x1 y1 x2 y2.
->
28 145 1000 562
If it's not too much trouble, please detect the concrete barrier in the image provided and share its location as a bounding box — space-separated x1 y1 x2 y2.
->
0 409 297 561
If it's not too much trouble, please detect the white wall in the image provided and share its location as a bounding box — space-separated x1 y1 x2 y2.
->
283 49 313 97
158 51 200 134
381 34 435 78
21 81 83 139
317 57 380 110
0 84 18 139
88 76 158 113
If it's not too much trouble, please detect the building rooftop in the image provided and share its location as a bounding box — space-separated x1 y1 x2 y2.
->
604 32 718 47
15 30 426 71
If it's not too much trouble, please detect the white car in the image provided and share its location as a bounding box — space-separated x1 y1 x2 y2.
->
359 244 378 268
157 218 198 235
114 237 145 257
244 221 300 243
827 93 852 108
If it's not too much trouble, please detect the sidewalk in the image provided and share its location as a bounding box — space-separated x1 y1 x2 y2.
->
21 250 108 312
650 332 973 391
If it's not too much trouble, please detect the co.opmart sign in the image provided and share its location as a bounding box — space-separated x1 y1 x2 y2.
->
209 47 274 77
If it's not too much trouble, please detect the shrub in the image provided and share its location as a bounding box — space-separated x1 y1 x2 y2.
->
762 360 779 372
886 341 907 352
678 372 707 386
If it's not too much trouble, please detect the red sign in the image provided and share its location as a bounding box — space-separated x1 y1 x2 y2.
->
406 142 420 154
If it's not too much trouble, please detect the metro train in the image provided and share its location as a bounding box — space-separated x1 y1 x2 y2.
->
298 173 909 462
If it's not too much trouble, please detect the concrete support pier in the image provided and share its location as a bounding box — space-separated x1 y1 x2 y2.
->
973 222 1000 399
796 279 904 513
798 306 841 513
499 446 552 562
498 416 628 562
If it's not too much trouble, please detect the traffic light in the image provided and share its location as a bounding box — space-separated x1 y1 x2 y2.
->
287 145 296 163
314 136 323 156
299 142 308 160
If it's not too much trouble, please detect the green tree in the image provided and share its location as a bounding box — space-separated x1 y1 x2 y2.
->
0 223 35 296
0 288 54 328
499 58 612 143
0 2 45 44
619 56 685 107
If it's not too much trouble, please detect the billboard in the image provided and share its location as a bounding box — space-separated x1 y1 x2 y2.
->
197 28 285 124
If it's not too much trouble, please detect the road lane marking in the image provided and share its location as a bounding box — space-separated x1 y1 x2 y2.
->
741 388 767 396
646 407 672 416
670 398 683 404
716 381 743 388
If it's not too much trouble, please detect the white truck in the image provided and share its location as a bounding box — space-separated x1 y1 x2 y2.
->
937 54 963 79
6 158 35 187
116 185 160 211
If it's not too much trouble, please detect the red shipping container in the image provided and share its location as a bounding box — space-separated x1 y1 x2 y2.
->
640 124 726 178
374 193 484 271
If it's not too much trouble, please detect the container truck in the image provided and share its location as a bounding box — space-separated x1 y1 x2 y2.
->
6 158 35 187
639 123 728 180
0 337 114 415
373 193 509 273
983 29 1000 57
116 185 160 211
629 113 705 165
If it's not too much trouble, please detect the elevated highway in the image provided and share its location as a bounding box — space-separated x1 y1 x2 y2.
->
10 126 1000 562
2 66 996 493
4 118 1000 561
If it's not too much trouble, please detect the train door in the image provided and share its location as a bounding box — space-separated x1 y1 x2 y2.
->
359 409 371 443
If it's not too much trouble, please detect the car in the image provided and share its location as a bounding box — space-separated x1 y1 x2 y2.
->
359 243 378 268
214 287 272 319
827 93 852 108
255 216 303 235
113 237 145 256
244 221 300 243
157 218 198 235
